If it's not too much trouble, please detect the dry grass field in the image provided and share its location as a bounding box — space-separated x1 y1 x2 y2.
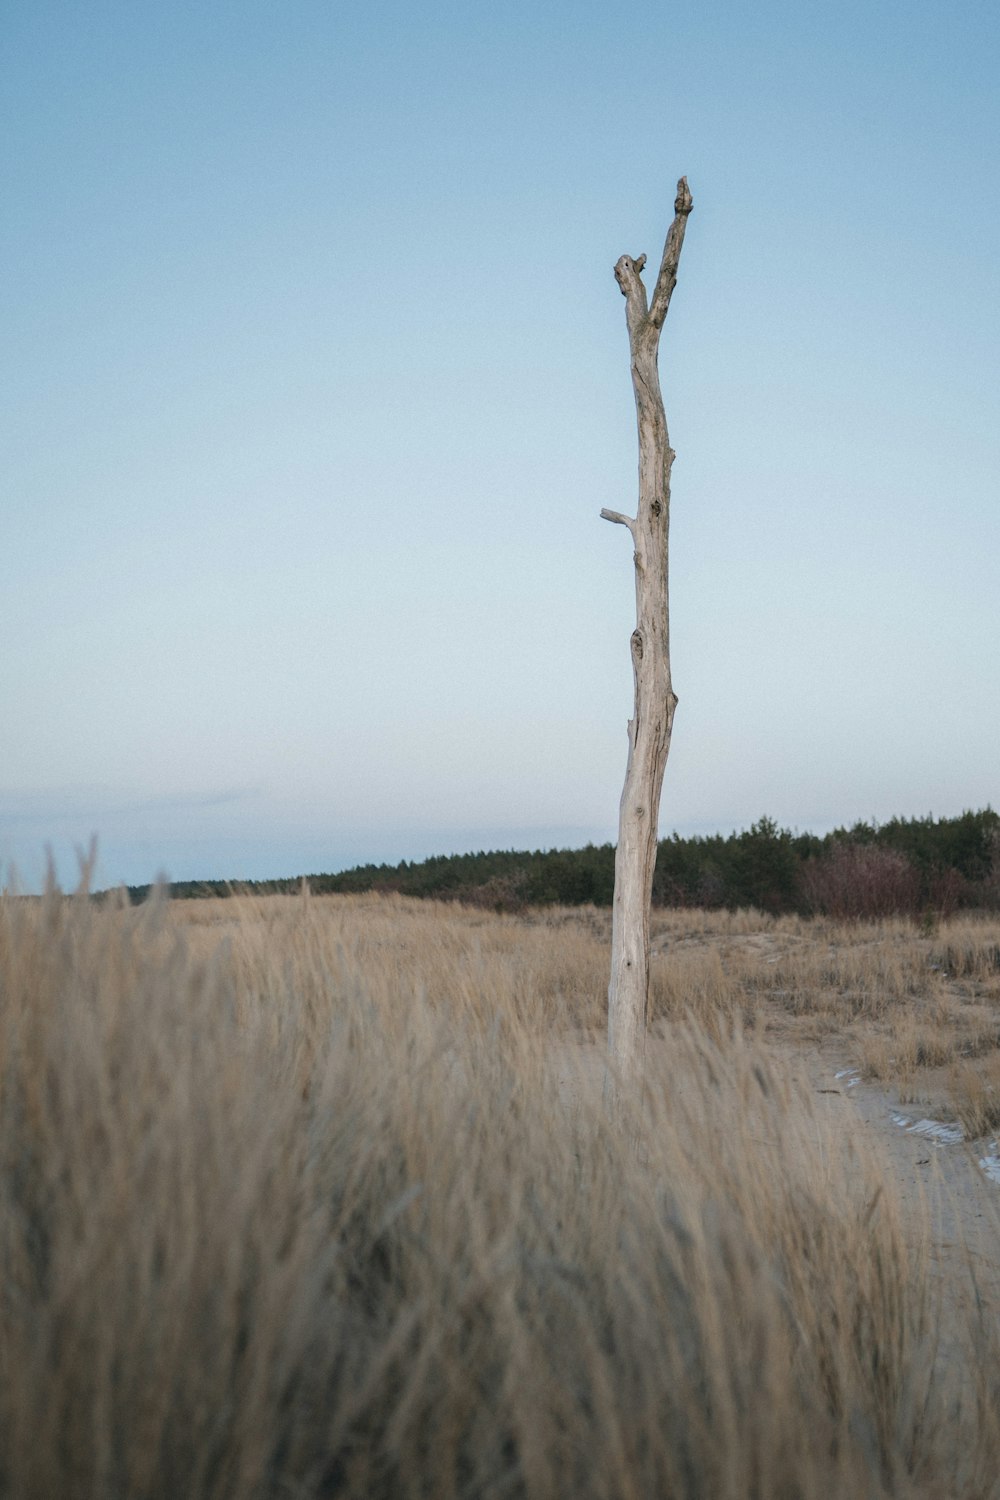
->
2 880 1000 1497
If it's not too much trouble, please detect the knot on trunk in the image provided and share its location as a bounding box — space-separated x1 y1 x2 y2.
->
630 629 644 662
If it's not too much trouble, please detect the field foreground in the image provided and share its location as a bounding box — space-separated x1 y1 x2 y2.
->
2 886 1000 1498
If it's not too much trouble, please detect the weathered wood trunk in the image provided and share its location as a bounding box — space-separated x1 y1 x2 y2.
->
602 179 693 1103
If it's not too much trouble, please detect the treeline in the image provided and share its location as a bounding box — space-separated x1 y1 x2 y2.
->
124 808 1000 919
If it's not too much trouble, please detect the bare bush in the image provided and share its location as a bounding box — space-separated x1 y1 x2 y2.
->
799 843 922 920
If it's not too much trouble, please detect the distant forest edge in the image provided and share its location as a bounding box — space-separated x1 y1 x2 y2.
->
123 809 1000 920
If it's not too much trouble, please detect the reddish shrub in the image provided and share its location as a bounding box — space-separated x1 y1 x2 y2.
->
925 867 970 919
799 844 921 920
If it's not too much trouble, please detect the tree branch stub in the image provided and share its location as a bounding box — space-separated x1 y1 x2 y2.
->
600 507 637 537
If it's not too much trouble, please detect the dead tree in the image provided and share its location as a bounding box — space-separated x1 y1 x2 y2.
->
602 178 693 1100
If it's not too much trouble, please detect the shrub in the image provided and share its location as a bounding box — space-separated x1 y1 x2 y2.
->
800 843 922 920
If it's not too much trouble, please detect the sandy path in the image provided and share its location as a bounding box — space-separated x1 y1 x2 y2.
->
555 1030 1000 1338
775 1039 1000 1359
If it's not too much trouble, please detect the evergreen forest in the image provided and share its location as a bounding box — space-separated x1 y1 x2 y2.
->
124 808 1000 920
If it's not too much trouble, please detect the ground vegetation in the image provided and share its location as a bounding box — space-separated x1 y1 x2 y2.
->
3 881 1000 1496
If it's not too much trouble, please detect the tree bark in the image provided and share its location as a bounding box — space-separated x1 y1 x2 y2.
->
602 178 693 1105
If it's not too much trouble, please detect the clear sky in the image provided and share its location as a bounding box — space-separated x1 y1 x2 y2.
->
2 0 998 890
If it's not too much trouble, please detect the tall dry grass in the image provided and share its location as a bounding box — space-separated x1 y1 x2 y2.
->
1 883 999 1497
641 906 1000 1109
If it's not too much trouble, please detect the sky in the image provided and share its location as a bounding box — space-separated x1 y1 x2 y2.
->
2 0 998 891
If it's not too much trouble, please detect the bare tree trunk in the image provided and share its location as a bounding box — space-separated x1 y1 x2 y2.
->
602 178 693 1106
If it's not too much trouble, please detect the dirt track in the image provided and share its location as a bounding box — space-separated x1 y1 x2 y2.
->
782 1040 1000 1374
556 1026 1000 1382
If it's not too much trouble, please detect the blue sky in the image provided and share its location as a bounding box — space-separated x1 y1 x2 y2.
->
2 0 998 890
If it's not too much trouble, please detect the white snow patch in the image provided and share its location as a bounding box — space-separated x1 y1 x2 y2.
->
890 1114 965 1145
835 1068 861 1089
979 1154 1000 1186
